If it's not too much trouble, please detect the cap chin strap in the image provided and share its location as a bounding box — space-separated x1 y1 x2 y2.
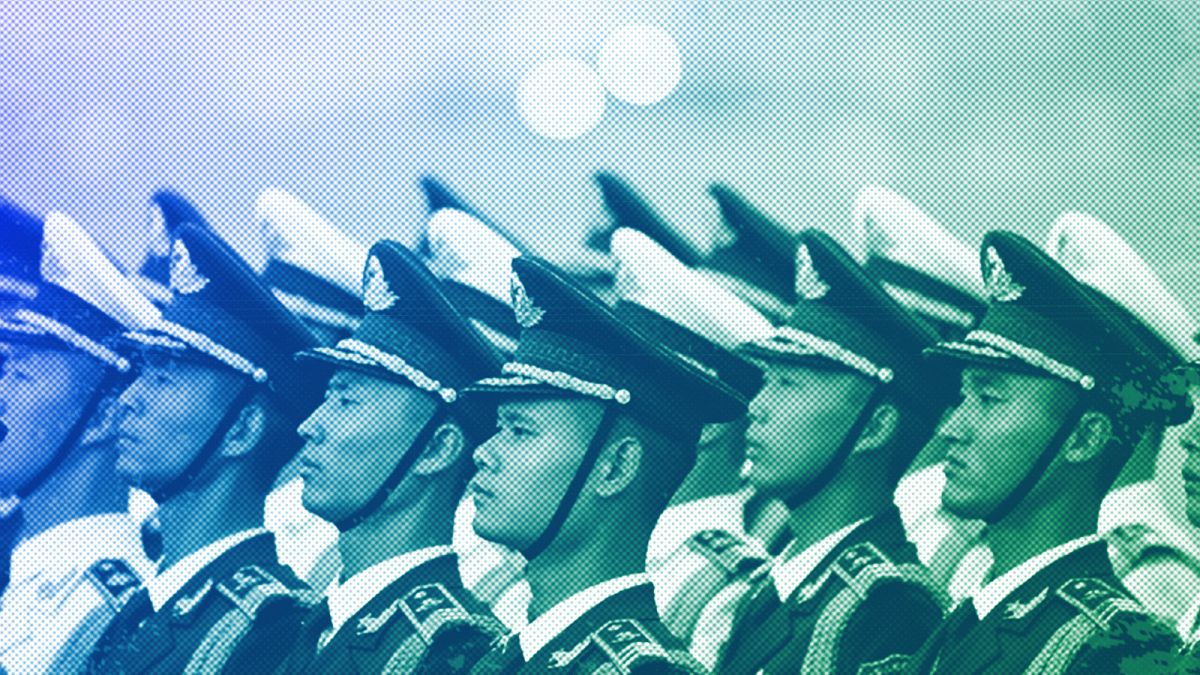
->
522 403 621 561
17 370 127 499
784 386 886 508
983 399 1089 524
334 406 448 533
149 381 258 504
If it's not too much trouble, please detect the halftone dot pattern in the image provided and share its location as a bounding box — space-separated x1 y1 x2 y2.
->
1 1 1199 673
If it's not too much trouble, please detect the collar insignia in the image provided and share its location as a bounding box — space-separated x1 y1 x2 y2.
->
1003 587 1048 620
794 244 830 300
363 255 398 312
356 597 401 635
170 240 210 295
984 245 1025 302
510 271 545 328
173 578 213 618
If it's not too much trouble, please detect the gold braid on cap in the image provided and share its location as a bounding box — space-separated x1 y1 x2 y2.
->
965 330 1095 390
313 339 456 403
127 320 269 383
1 309 130 371
751 326 894 383
500 362 631 404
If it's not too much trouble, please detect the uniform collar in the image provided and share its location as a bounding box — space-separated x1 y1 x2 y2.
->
972 534 1100 619
146 527 267 610
519 573 650 661
325 545 453 639
771 518 867 601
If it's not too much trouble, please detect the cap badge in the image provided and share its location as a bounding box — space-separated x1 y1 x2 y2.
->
794 244 830 300
510 271 545 328
984 245 1024 303
169 239 210 295
363 255 398 311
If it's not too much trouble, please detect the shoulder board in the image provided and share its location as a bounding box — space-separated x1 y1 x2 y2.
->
380 583 507 675
579 618 705 674
216 564 313 620
185 567 316 674
804 545 947 675
685 529 769 576
85 558 143 611
1054 577 1145 631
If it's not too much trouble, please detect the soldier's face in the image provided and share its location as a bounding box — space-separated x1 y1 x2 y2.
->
1178 406 1200 527
469 397 603 550
938 368 1076 519
113 355 243 491
743 362 873 499
295 369 437 523
0 343 106 494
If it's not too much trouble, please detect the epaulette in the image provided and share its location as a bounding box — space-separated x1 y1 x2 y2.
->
802 543 947 675
659 529 770 640
545 618 705 674
380 582 507 675
184 565 316 675
686 529 769 576
1025 577 1172 675
85 558 143 612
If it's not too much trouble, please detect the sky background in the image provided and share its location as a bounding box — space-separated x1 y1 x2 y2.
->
1 0 1197 310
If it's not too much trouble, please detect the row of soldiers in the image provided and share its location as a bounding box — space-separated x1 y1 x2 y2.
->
1 174 1199 674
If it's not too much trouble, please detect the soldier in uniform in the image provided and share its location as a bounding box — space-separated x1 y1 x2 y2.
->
417 196 532 632
714 229 950 675
606 226 775 669
847 185 991 603
275 239 507 674
904 231 1190 674
86 211 324 674
464 256 746 674
0 205 159 674
1043 211 1200 626
253 187 367 593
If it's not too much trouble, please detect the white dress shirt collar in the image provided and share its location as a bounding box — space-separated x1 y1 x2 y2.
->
325 545 453 640
972 534 1100 619
146 528 267 611
772 518 867 601
520 573 649 661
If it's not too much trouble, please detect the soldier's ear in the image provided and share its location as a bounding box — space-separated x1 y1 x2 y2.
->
412 422 466 476
852 402 900 455
218 402 267 459
1063 411 1114 463
593 436 642 498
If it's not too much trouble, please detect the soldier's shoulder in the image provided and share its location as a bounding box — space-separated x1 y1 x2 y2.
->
379 581 507 674
553 617 707 674
1029 576 1183 674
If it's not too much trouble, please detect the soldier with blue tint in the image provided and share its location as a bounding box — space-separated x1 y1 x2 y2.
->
86 208 325 674
0 204 159 674
463 257 745 674
275 240 507 674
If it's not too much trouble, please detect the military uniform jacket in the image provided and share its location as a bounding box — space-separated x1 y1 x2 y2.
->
904 541 1184 674
279 552 506 675
87 531 314 675
717 507 947 675
0 513 151 675
474 582 705 675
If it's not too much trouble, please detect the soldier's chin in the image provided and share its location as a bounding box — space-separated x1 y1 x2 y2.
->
940 484 988 520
